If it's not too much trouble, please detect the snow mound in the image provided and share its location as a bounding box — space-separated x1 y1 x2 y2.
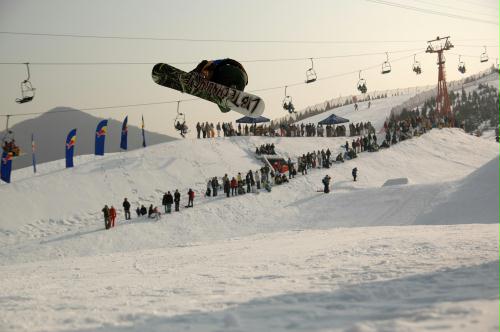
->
382 178 409 187
415 157 499 225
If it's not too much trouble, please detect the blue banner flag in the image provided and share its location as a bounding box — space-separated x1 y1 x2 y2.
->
65 128 77 168
31 133 37 173
141 115 146 148
95 119 108 156
1 151 13 183
120 116 128 150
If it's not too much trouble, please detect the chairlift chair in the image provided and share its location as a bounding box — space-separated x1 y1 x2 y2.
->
173 101 188 137
305 58 317 84
282 86 295 114
480 46 489 63
15 63 35 104
381 52 391 74
357 71 367 94
458 55 466 74
412 54 422 75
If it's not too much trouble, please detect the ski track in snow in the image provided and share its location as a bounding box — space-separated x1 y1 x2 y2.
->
0 89 498 331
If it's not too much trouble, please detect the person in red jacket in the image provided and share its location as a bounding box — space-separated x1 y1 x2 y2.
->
187 189 195 207
109 206 117 228
230 177 238 196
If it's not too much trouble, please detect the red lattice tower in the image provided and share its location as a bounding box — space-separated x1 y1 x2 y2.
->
426 36 454 118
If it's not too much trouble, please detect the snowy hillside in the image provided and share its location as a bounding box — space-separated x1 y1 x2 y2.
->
0 93 498 331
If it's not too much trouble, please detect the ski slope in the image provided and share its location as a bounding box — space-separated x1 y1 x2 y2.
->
295 94 412 129
0 92 498 331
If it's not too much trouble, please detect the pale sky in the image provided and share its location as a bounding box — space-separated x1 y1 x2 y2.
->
0 0 498 137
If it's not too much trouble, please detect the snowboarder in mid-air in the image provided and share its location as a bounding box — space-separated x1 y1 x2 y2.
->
191 59 249 113
152 58 264 117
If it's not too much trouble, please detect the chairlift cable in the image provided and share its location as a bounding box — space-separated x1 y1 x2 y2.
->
0 51 423 119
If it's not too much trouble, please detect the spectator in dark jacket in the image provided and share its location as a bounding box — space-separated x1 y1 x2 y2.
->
122 198 131 220
352 167 358 182
162 193 168 213
164 191 173 213
140 205 147 216
322 175 331 193
174 190 181 211
102 205 110 229
211 177 219 197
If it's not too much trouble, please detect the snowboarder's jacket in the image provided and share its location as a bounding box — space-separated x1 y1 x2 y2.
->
122 199 131 211
352 168 358 177
109 207 116 220
188 189 195 200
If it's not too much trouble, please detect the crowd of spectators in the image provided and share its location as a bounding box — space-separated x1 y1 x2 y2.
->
255 144 276 155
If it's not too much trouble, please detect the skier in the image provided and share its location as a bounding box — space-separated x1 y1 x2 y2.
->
186 189 195 208
102 205 110 230
109 206 117 228
122 198 131 220
191 58 248 112
174 189 181 212
322 175 331 193
352 167 358 182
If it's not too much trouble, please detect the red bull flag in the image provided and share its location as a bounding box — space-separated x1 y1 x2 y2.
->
141 115 146 148
1 151 13 183
31 133 37 174
65 128 77 168
95 119 108 156
120 116 128 150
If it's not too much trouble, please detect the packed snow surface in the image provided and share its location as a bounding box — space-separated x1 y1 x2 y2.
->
0 93 498 331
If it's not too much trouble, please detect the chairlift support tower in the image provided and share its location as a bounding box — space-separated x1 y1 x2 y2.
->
426 36 454 118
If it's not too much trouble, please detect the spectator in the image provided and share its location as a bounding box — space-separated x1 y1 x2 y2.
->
122 198 131 220
224 176 231 198
187 188 195 207
165 191 173 213
322 175 331 193
140 205 147 216
109 206 117 228
102 205 110 230
211 177 219 197
174 190 181 211
230 177 237 196
162 192 169 213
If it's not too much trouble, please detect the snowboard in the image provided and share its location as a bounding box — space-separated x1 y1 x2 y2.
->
152 63 265 117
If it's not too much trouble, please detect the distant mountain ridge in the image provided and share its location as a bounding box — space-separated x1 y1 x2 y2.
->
0 107 176 169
